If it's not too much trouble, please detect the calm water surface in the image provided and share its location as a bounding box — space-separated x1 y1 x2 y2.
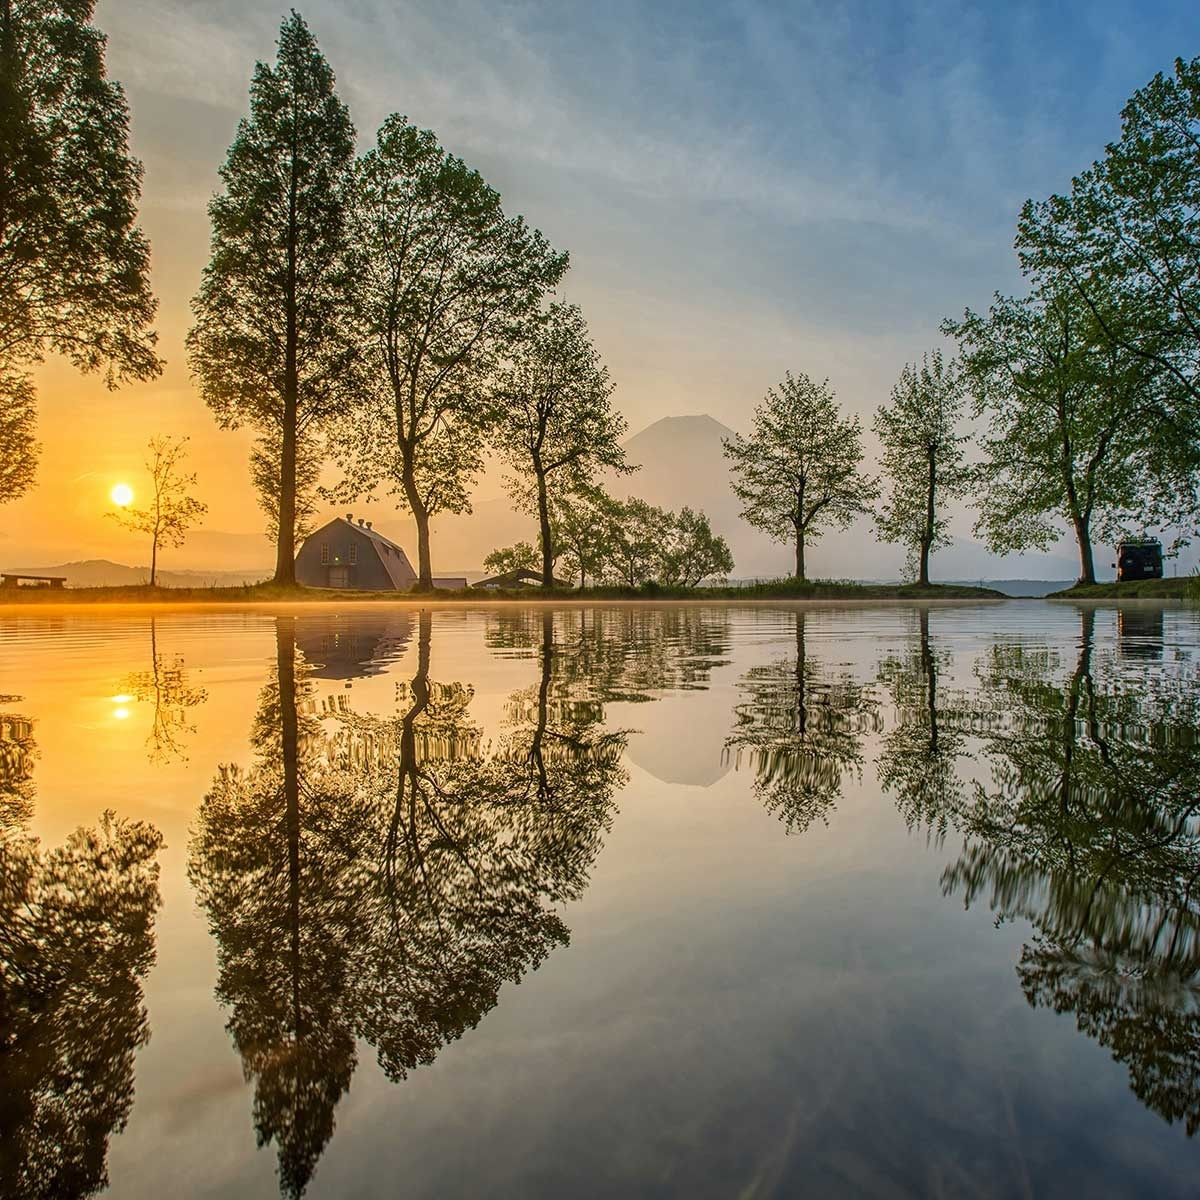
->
3 600 1199 1199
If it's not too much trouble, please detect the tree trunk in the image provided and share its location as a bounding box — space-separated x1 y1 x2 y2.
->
919 609 936 752
920 448 935 586
402 462 433 591
1071 513 1096 586
274 398 298 585
150 533 158 587
534 462 554 588
276 617 302 1041
795 524 806 582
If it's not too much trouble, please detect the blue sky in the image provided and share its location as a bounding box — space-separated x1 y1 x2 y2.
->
12 0 1195 575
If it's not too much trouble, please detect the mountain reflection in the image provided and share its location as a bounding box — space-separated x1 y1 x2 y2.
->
189 612 627 1197
0 717 163 1200
725 611 880 832
911 608 1200 1135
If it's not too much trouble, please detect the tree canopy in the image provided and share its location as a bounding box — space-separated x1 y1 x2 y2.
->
0 0 160 501
724 372 877 581
331 115 567 591
490 303 631 586
873 351 971 584
188 11 357 585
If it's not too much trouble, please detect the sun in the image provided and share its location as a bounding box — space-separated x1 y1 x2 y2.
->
111 482 134 507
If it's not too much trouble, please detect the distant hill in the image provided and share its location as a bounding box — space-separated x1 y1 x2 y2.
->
615 415 785 577
949 578 1075 598
5 559 269 589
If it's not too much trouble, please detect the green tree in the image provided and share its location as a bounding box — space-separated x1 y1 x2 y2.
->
332 116 566 591
483 541 540 578
604 496 669 587
946 286 1170 585
491 303 632 586
0 373 37 504
551 485 617 589
188 12 356 587
873 351 971 584
724 372 878 581
659 506 734 587
0 0 160 501
106 436 207 585
1016 57 1200 414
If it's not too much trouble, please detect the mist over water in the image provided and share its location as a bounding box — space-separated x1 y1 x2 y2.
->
3 600 1199 1199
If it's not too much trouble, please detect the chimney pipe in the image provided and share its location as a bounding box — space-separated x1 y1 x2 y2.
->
358 518 365 527
365 521 372 530
346 512 353 523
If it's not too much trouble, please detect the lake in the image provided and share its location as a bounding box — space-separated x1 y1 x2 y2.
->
3 600 1199 1199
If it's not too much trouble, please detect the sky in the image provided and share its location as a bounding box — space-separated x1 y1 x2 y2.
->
4 0 1198 577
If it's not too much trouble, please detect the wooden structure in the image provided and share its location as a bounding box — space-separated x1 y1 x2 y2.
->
472 568 566 590
1 573 66 589
295 515 465 591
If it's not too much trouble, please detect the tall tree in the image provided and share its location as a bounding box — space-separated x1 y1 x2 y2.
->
873 351 971 584
188 12 356 586
1016 56 1200 412
333 116 567 591
107 435 207 585
946 286 1170 585
0 0 160 498
491 303 632 586
724 372 877 581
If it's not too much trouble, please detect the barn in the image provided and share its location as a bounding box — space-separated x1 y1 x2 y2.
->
295 515 466 591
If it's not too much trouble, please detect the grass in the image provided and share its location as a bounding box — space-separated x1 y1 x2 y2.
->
1046 577 1195 600
0 578 1008 604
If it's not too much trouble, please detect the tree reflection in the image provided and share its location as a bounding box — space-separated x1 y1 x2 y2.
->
0 814 163 1200
876 608 965 838
725 611 880 832
120 619 208 763
0 703 37 831
191 612 627 1196
937 608 1200 1133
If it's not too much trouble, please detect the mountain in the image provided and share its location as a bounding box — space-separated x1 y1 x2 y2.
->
6 560 269 589
615 415 785 577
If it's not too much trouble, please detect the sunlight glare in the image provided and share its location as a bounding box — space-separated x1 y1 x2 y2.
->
111 482 134 507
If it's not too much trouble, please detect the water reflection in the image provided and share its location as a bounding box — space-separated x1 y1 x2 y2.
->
920 609 1200 1134
0 703 36 831
190 613 627 1196
0 756 163 1200
725 611 880 833
119 618 208 763
877 608 966 838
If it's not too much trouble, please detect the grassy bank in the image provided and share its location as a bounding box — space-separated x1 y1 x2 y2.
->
0 579 1007 604
1047 577 1196 600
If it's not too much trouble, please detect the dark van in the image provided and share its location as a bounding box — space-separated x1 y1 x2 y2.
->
1115 539 1163 582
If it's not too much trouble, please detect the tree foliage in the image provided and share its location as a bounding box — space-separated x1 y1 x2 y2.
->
0 369 38 504
491 303 631 586
482 541 540 578
946 286 1173 584
873 351 971 583
0 0 160 502
1016 56 1200 412
0 813 163 1200
107 435 207 585
331 115 567 591
188 12 356 586
724 372 877 581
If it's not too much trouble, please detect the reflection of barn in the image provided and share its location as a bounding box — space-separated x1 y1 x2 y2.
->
294 613 414 680
295 516 466 591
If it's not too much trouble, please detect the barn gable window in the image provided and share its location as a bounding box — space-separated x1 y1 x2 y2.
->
349 542 358 565
320 542 330 565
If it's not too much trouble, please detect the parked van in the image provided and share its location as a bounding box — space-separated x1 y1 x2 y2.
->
1115 539 1163 582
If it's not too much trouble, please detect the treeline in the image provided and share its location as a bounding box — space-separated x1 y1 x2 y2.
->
486 493 733 589
6 5 1200 588
728 59 1200 586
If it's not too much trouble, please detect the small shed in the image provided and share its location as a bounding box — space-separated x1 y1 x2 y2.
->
472 568 566 590
295 515 417 590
